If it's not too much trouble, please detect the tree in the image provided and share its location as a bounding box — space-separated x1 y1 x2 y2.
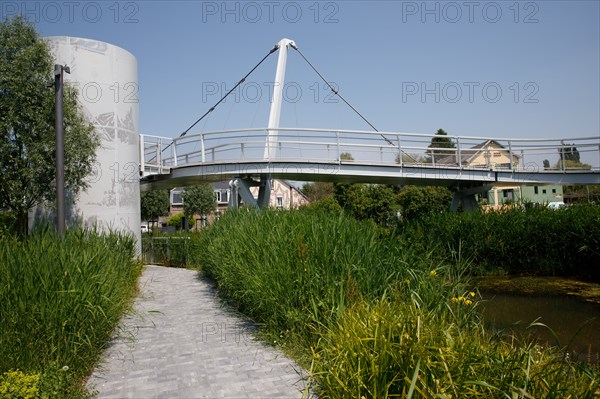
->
141 189 169 226
560 145 581 163
555 145 591 170
426 129 455 164
395 152 426 165
543 159 550 169
396 186 452 220
182 184 216 221
301 182 334 202
340 152 354 161
300 194 342 213
0 17 98 237
333 183 399 225
345 184 398 224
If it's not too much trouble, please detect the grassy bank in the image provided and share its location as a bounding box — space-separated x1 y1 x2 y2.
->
0 229 141 398
197 210 599 398
399 204 600 280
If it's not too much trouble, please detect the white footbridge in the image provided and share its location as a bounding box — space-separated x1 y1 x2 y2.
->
140 39 600 210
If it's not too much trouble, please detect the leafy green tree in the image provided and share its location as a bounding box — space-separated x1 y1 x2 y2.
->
300 194 342 213
426 129 455 164
301 182 334 202
167 213 185 229
182 184 216 220
560 145 580 163
340 152 354 161
396 186 452 220
543 159 550 169
555 146 589 170
555 145 590 170
345 185 398 224
141 189 169 226
0 17 98 237
395 152 426 164
564 185 600 203
334 183 398 225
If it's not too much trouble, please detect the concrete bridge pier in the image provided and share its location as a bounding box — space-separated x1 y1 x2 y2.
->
228 175 272 209
450 184 492 212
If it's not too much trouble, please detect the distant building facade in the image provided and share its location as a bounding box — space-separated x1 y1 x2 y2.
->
439 140 564 208
161 180 309 228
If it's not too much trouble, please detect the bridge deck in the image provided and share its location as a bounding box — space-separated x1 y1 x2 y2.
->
140 128 600 190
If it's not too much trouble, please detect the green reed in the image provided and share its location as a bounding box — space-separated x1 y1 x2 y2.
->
197 209 598 398
0 228 142 395
400 204 600 279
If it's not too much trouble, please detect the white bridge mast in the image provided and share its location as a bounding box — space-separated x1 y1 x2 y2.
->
230 38 296 209
264 38 296 159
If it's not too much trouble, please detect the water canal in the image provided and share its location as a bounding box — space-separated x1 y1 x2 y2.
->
478 277 600 363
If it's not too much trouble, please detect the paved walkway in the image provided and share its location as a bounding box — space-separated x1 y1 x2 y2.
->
87 265 307 398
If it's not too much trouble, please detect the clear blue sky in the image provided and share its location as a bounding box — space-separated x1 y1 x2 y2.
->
13 0 600 142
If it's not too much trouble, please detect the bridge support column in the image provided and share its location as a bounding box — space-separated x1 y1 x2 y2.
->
450 184 492 212
228 175 272 209
257 176 272 208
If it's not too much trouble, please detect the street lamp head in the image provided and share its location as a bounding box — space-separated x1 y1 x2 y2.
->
54 64 71 76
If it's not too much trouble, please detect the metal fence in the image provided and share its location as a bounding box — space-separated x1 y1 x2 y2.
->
140 128 600 175
141 236 200 268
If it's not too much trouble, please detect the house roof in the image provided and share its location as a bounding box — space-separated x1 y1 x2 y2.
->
437 140 519 166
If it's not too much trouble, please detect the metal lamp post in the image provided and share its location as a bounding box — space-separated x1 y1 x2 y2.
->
54 64 70 235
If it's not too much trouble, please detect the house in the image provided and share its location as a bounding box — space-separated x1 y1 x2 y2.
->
483 184 564 207
437 140 520 169
439 140 563 208
163 179 309 228
249 179 309 209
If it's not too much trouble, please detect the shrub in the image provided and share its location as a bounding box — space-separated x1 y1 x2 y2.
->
0 370 40 399
167 213 185 229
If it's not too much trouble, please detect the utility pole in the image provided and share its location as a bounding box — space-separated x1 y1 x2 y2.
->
54 64 70 235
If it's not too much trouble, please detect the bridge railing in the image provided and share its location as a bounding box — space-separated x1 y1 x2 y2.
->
140 128 600 175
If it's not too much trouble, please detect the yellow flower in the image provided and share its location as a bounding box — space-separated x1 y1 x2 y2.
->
469 292 476 297
451 297 458 303
429 270 437 277
405 279 411 285
458 296 465 302
465 300 473 305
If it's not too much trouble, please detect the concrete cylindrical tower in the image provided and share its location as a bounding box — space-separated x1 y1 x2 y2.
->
46 36 141 247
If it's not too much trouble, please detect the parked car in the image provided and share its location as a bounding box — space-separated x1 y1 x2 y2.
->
547 201 567 210
141 224 152 233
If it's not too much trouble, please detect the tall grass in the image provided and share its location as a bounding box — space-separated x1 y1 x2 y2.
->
199 210 438 345
0 228 141 396
197 210 599 397
400 204 600 279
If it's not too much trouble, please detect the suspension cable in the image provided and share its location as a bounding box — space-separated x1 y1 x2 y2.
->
146 44 280 165
290 44 395 147
180 44 279 137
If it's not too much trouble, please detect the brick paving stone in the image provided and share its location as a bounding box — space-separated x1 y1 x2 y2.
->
87 265 307 398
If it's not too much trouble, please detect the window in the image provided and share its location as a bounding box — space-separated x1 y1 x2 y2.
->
493 151 502 157
552 189 556 194
542 189 547 194
502 189 514 202
276 196 283 208
534 186 539 194
170 189 183 205
215 189 229 204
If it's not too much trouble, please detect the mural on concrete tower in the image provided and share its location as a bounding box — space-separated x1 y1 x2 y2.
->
31 36 142 249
